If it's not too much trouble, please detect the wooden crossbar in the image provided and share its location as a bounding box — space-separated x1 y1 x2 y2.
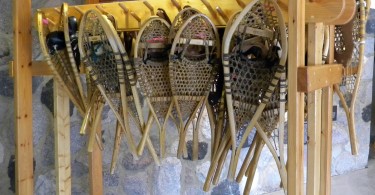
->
36 0 354 32
298 64 343 93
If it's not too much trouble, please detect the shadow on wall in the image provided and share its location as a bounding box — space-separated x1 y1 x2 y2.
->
368 8 375 159
7 155 36 193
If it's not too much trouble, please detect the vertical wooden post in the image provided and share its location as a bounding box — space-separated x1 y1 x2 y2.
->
54 80 72 195
306 23 324 195
320 25 335 195
89 121 103 195
287 0 305 194
320 82 333 195
13 0 34 194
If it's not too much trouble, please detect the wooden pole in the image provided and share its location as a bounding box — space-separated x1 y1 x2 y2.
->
14 0 34 194
89 120 103 195
54 80 72 195
287 0 305 194
320 25 335 195
320 79 333 195
306 22 324 195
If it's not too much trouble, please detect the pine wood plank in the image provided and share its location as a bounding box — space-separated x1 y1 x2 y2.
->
320 25 335 195
54 79 72 195
14 0 34 194
297 64 343 93
287 0 306 194
31 61 89 76
306 22 323 195
320 84 333 195
36 0 352 31
89 119 103 195
279 0 356 25
31 61 52 76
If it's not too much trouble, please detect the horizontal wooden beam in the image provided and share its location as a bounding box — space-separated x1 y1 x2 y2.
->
27 60 350 87
9 60 52 77
28 61 347 89
36 0 354 32
30 61 86 76
32 60 52 76
298 64 343 93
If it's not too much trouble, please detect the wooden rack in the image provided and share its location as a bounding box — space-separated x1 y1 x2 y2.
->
12 0 355 194
37 0 355 29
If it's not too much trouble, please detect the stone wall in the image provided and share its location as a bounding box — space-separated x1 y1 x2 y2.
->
368 5 375 159
0 1 373 194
